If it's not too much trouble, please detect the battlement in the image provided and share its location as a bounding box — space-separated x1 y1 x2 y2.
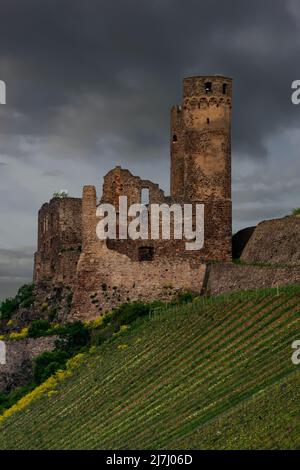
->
183 75 233 99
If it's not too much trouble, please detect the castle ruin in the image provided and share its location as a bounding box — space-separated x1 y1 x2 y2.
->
34 76 232 319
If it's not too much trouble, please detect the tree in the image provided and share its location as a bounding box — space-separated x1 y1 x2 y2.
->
52 190 69 198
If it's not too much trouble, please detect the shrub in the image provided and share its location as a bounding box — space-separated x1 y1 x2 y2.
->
17 284 34 307
33 350 69 384
174 291 197 305
48 308 57 322
0 385 33 413
111 302 150 327
292 208 300 216
53 190 68 198
86 316 104 329
9 328 28 340
55 321 91 355
93 323 117 346
28 320 51 338
0 283 34 320
0 298 19 320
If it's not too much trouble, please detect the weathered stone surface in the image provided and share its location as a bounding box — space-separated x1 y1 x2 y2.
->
206 262 300 296
241 216 300 266
0 336 57 392
171 76 232 262
73 242 206 320
34 197 82 286
32 76 233 319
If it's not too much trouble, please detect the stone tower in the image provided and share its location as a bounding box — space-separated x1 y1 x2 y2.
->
170 75 232 260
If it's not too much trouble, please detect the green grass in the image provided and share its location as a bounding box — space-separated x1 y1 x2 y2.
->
1 285 300 449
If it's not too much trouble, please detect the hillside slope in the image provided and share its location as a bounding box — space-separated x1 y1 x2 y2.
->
1 286 300 450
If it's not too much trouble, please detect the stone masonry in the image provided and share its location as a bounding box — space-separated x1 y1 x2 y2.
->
33 76 233 319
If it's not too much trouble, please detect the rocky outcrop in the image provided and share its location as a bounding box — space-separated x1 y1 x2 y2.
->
241 216 300 266
0 336 56 392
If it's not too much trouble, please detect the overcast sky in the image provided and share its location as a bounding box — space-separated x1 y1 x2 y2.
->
1 0 300 298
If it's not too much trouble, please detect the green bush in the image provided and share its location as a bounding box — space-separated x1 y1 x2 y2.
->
0 283 34 320
28 320 51 338
0 384 34 413
17 284 34 308
53 190 68 198
55 321 91 355
174 291 197 305
33 350 70 385
93 324 117 346
292 208 300 215
0 297 19 320
111 302 151 327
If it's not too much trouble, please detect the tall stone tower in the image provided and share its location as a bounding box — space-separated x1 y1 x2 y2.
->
170 75 232 261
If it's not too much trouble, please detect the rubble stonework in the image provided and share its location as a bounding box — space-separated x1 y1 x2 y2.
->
33 76 233 318
0 337 57 392
34 197 82 286
241 216 300 265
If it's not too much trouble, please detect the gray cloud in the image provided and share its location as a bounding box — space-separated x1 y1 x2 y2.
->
42 169 65 178
1 0 300 297
0 248 34 299
1 0 300 161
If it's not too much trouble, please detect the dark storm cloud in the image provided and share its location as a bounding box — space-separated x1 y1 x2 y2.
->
0 248 33 299
0 0 300 161
1 0 300 297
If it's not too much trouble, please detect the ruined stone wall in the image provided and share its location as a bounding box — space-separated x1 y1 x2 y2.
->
206 262 300 296
241 216 300 266
33 76 233 320
0 336 57 392
71 185 206 319
101 166 166 207
34 197 82 286
101 167 185 261
98 165 231 263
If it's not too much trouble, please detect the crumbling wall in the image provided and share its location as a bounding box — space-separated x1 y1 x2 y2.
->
241 216 300 266
71 185 206 319
206 262 300 296
34 197 82 286
0 336 57 392
33 76 234 320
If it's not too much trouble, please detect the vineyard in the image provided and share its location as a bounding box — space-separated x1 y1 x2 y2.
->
1 285 300 449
